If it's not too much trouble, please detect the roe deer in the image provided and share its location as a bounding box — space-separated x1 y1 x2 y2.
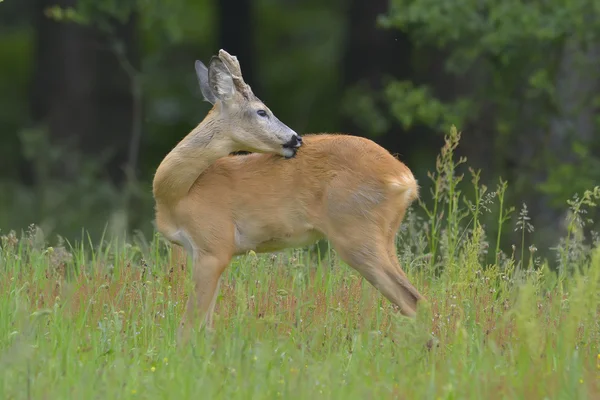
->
153 50 425 342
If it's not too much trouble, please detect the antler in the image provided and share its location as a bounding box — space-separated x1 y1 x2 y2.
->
218 49 254 100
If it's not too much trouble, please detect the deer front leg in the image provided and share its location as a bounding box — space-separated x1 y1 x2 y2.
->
178 253 230 345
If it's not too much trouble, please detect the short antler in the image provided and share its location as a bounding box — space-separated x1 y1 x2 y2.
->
218 49 254 100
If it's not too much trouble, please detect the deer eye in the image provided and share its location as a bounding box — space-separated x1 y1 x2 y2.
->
257 110 268 117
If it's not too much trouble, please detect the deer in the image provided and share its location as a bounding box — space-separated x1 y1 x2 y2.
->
152 49 426 343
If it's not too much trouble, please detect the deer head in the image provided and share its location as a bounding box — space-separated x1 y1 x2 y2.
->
195 50 302 158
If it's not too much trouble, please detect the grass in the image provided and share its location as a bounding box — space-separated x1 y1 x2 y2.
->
1 126 600 399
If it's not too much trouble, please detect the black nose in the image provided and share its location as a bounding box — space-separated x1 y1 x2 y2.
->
284 135 302 149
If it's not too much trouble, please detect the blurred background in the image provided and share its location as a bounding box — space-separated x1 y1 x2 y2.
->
0 0 598 257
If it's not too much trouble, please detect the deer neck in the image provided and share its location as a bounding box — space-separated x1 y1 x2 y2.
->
152 111 233 207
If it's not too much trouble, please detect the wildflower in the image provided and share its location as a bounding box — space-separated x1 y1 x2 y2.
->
163 357 168 364
150 366 156 372
579 379 583 384
131 390 137 394
290 368 298 374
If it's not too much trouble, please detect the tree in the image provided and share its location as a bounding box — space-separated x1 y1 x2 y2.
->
31 0 138 185
217 0 257 91
340 0 411 142
340 0 442 177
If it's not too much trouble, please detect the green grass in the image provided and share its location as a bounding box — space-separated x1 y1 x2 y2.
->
1 127 600 399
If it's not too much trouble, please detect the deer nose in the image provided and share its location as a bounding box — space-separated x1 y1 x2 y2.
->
284 135 302 149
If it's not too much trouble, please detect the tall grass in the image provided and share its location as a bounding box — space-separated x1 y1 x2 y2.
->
1 126 599 399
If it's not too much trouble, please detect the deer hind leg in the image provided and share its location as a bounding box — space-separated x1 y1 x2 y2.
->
385 207 414 281
328 221 424 317
324 178 424 315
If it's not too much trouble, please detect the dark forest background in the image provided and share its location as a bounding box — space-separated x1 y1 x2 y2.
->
0 0 599 260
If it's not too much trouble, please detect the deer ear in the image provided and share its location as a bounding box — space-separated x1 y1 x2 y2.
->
208 56 236 102
195 60 218 105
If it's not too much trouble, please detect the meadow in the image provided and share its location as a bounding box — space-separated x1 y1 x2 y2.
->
1 128 599 399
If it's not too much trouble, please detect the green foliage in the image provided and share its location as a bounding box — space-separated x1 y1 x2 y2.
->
0 128 155 242
385 81 472 131
418 125 468 268
0 28 33 178
254 0 345 134
380 0 600 214
45 0 190 42
538 141 600 206
341 83 390 136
